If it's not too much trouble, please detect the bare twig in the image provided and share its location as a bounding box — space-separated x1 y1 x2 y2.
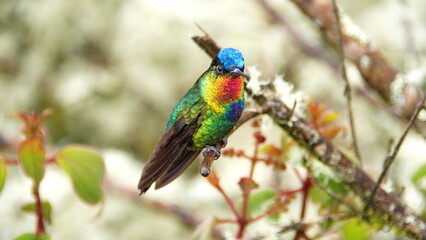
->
331 0 363 165
276 213 355 235
256 0 339 73
192 33 426 239
355 87 402 121
363 95 426 215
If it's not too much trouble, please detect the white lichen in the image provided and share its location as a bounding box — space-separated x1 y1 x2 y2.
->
405 215 416 225
391 67 426 116
340 9 370 45
381 179 395 193
389 203 396 212
246 66 269 96
260 115 275 133
273 75 307 117
390 73 406 107
419 109 426 121
360 55 371 70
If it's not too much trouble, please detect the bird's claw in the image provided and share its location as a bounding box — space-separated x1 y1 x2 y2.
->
203 145 221 159
218 138 227 148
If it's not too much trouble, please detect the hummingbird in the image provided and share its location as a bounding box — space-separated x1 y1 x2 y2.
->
138 48 250 194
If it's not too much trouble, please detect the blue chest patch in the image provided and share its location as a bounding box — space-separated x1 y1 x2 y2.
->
226 101 244 122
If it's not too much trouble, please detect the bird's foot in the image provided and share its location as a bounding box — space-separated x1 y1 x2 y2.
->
200 140 227 177
202 145 221 159
200 139 228 177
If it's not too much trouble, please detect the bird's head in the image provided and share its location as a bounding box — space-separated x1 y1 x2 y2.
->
211 48 250 79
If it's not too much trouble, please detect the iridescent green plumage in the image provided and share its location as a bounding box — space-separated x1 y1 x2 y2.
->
138 48 249 194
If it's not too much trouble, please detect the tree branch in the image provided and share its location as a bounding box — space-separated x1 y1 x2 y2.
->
192 34 426 239
286 0 426 136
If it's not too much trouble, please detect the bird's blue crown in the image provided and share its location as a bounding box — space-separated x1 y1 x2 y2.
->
217 48 245 71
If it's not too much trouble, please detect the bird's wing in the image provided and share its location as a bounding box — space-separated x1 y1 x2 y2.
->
154 148 201 189
138 84 206 194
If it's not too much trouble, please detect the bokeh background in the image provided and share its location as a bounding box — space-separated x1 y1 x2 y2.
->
0 0 425 239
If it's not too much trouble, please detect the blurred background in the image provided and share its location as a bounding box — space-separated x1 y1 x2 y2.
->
0 0 425 239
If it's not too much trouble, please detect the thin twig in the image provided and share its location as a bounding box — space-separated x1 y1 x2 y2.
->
248 205 280 223
256 0 339 73
363 95 426 215
331 0 363 165
277 213 355 235
355 87 403 121
33 184 45 235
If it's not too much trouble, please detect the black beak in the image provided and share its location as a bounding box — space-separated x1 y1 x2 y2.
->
231 68 251 79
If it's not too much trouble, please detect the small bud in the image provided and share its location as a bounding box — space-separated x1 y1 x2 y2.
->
251 118 262 128
254 131 266 144
222 148 234 157
238 177 259 192
236 150 245 157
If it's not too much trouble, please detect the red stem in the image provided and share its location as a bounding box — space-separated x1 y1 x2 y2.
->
4 157 19 165
215 218 236 224
248 205 280 223
294 170 313 240
33 184 45 235
216 185 241 222
237 139 261 239
4 156 56 165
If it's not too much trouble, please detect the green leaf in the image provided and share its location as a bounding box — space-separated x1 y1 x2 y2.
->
14 233 50 240
244 189 278 221
18 138 45 183
21 201 52 224
342 219 370 240
412 164 426 196
0 156 6 193
57 145 105 204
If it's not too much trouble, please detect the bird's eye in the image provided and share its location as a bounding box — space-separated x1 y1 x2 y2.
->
216 65 225 75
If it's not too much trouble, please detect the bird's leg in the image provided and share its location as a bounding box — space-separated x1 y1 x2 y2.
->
200 138 228 177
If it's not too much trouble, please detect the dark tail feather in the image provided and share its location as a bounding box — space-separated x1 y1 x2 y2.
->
155 149 201 189
138 118 195 194
137 145 186 194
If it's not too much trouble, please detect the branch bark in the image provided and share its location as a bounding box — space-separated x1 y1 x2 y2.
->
192 34 426 239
